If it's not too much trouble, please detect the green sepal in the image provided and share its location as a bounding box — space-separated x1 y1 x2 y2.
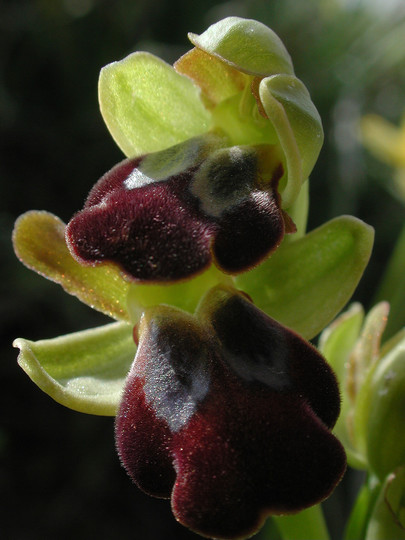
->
235 216 374 340
13 211 131 321
99 51 211 157
259 74 323 208
318 303 367 469
365 468 405 539
14 321 135 416
188 17 294 77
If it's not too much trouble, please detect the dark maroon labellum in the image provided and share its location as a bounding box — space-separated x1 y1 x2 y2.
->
115 285 346 539
66 140 293 283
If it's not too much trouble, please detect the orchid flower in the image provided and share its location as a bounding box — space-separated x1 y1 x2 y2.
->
13 17 375 540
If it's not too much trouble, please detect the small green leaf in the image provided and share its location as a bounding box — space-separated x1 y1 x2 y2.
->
14 321 134 416
235 216 374 339
99 52 212 157
13 211 131 321
188 17 294 77
259 74 323 207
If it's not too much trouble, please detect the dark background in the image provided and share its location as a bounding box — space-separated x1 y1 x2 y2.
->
1 0 404 538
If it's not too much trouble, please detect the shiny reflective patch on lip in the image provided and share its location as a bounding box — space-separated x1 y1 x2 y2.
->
142 343 211 433
135 311 212 432
124 167 155 190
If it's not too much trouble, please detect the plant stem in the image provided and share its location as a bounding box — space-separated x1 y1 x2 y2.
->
266 505 330 540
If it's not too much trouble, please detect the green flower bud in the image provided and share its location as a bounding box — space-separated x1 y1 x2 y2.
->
320 302 405 480
365 331 405 479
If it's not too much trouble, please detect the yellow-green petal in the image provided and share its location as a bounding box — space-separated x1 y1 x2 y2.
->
14 321 134 416
235 216 374 340
13 211 130 321
99 51 212 158
188 17 294 77
174 47 247 108
259 74 323 207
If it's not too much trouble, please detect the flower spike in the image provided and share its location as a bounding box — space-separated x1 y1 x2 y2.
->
13 17 381 540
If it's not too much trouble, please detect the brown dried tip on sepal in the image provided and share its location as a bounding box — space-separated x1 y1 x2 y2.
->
65 140 294 283
115 285 346 539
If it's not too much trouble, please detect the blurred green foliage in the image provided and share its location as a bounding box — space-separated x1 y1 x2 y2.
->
1 1 404 538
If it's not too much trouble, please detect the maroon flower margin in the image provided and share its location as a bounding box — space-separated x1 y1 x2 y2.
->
115 285 346 539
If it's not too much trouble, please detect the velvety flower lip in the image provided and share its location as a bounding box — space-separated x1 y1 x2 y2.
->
115 285 346 539
66 138 293 283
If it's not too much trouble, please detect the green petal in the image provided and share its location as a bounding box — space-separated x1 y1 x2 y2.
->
259 74 324 208
13 211 130 321
99 51 212 157
235 216 374 340
319 303 367 469
188 17 294 77
174 47 247 108
14 321 134 416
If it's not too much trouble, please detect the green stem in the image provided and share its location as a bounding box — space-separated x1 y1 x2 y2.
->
344 474 381 540
266 505 330 540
